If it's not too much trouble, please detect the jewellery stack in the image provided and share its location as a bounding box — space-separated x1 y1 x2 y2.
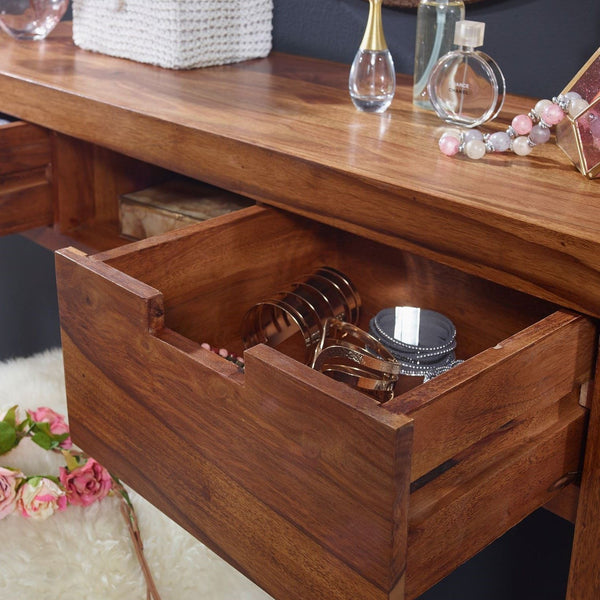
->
236 267 461 403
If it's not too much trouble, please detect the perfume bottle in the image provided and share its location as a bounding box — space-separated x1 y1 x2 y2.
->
413 0 465 110
349 0 396 113
427 20 506 128
0 0 69 41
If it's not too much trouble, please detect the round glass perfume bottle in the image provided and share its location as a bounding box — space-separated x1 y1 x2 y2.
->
427 20 506 128
0 0 69 41
349 0 396 113
413 0 465 110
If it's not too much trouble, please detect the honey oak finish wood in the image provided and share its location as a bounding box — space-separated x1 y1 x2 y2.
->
0 122 52 235
567 340 600 599
0 24 599 317
0 22 597 600
56 206 595 600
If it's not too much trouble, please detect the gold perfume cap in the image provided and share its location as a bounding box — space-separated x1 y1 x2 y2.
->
360 0 388 51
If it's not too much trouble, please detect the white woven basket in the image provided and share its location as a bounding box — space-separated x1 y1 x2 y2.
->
72 0 273 70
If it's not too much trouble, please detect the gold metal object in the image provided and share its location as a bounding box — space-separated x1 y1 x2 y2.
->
361 0 485 6
320 364 396 403
312 318 402 403
360 0 388 51
556 46 600 179
241 267 361 365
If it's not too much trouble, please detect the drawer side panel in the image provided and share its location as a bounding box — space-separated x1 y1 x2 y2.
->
386 311 596 481
406 393 587 598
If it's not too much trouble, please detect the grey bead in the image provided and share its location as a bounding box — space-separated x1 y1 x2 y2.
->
489 131 511 152
529 124 551 145
463 128 484 143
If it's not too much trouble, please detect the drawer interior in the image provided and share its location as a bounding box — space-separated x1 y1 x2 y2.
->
96 204 555 374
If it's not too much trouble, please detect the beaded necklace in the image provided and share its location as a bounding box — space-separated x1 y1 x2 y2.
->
438 91 589 159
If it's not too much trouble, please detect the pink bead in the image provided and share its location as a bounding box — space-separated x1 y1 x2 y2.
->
511 114 533 135
439 134 460 156
541 103 565 125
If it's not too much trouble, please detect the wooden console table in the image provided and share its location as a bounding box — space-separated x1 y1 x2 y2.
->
0 22 598 600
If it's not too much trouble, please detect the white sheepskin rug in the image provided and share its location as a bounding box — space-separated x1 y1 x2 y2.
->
0 348 273 600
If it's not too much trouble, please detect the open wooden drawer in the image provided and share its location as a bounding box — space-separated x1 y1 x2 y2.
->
0 120 52 235
55 204 596 600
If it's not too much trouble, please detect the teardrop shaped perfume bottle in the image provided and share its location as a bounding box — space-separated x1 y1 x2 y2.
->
349 0 396 113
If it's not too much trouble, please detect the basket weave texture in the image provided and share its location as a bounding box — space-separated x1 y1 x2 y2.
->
72 0 273 70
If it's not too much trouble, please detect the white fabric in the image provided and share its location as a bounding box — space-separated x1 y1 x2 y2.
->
0 348 273 600
72 0 273 69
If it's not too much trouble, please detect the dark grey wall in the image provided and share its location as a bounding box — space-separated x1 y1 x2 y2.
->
273 0 600 100
0 234 60 359
2 1 590 596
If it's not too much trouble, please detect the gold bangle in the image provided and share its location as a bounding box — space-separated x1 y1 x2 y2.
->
319 364 396 403
313 318 396 364
311 318 402 402
313 343 402 377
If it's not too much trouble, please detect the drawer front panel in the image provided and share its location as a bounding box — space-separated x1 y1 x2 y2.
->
0 121 52 235
56 245 413 600
56 206 596 600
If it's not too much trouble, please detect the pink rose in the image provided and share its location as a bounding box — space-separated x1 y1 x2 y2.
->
17 477 67 520
59 458 112 507
0 466 24 519
28 407 72 449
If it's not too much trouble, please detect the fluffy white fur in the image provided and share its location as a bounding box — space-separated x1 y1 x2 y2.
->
0 348 272 600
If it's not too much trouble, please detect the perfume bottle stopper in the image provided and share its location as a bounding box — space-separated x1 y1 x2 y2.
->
455 19 485 48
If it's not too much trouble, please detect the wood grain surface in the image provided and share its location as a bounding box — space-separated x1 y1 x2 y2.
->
0 24 598 316
567 341 600 599
0 122 52 234
2 21 595 600
386 311 596 481
407 392 587 598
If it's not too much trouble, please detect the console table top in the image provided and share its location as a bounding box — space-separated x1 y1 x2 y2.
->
0 23 598 315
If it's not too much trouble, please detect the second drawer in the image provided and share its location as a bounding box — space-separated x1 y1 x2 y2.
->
0 120 52 236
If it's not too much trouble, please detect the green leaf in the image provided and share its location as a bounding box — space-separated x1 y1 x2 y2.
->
33 421 52 435
1 405 17 429
0 420 17 454
30 422 69 451
31 429 53 450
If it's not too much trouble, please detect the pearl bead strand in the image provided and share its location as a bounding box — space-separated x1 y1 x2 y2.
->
438 91 589 159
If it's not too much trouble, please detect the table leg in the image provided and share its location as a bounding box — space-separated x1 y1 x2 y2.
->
566 347 600 599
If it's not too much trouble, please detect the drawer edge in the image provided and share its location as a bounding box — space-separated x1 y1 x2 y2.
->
386 310 596 482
